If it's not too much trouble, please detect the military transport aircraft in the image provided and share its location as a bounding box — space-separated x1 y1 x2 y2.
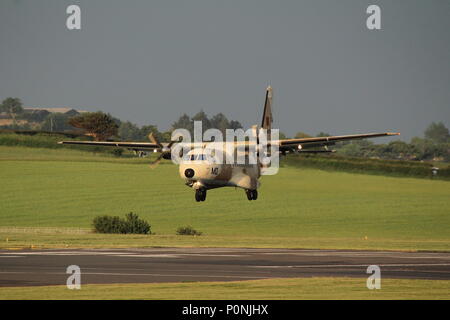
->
59 87 399 201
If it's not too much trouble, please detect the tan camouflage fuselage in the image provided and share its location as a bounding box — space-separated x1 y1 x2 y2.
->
179 148 261 191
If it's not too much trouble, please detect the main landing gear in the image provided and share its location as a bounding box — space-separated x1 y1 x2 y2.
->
195 189 207 202
246 189 258 201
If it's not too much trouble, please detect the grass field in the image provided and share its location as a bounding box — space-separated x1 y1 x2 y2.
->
0 277 449 300
0 146 450 251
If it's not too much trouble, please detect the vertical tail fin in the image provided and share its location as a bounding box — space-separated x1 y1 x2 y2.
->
261 86 273 130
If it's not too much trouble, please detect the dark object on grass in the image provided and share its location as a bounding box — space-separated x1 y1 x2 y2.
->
93 212 151 234
176 225 202 236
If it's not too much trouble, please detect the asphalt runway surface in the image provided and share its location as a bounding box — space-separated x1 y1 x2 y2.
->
1 248 449 287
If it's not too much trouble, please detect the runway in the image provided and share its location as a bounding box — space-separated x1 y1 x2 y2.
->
1 248 450 287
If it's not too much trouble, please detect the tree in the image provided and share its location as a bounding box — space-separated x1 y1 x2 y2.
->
229 120 243 130
118 121 141 140
295 132 312 138
22 109 50 123
68 112 118 141
160 131 173 142
1 97 23 122
386 141 411 155
140 124 163 142
337 143 365 157
118 121 164 142
337 140 377 158
40 113 75 132
210 113 230 134
424 122 450 143
172 113 193 133
192 110 211 133
171 111 243 140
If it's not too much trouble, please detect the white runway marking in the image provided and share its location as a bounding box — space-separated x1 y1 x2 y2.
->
176 254 244 257
260 252 450 259
81 272 268 279
0 271 268 279
252 263 450 269
1 251 135 256
116 254 181 258
1 250 449 263
0 251 245 258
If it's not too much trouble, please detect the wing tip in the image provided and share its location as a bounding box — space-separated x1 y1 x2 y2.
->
388 132 400 136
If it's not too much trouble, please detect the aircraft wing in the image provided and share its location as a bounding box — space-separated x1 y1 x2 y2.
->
58 140 160 151
278 132 400 151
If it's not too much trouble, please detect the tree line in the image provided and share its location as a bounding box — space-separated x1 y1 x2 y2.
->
0 97 243 142
294 123 450 162
1 97 448 162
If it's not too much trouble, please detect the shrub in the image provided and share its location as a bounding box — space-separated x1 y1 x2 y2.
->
93 212 151 234
176 225 202 236
123 212 151 234
110 148 123 157
93 215 126 234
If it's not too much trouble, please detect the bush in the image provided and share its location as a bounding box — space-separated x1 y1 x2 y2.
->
110 148 123 157
93 212 151 234
176 225 202 236
123 212 151 234
93 215 126 234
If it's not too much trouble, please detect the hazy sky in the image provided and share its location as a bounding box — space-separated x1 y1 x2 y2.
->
1 0 449 141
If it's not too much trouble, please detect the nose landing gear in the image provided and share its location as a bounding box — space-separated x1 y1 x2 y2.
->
245 189 258 201
195 189 207 202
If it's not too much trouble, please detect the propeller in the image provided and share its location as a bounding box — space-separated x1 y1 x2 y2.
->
148 132 176 168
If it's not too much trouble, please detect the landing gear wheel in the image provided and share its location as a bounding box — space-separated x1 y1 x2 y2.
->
246 189 258 201
195 189 207 202
201 189 207 201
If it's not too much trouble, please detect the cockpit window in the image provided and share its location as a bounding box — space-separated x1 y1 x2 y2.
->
186 154 209 161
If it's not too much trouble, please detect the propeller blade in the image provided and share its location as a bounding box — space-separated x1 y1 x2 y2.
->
149 153 164 169
148 132 163 148
148 134 179 168
166 140 176 149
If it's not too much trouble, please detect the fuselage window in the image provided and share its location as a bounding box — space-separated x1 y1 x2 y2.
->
188 154 207 161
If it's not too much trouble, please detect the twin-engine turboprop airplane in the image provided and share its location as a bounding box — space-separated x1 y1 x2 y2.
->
59 86 399 201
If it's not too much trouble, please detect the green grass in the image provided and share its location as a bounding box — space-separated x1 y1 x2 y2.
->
1 146 450 251
2 232 449 251
0 277 449 300
0 145 151 163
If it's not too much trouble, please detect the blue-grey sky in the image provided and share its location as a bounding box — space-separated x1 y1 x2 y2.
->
1 0 449 141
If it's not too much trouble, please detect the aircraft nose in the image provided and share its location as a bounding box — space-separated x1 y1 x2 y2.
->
184 168 195 178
